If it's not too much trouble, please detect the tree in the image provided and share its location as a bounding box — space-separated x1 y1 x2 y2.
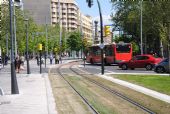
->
111 1 170 56
0 2 39 55
67 31 82 52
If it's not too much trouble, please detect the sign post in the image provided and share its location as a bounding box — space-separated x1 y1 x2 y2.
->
38 43 42 74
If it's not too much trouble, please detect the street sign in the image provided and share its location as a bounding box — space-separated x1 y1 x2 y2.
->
99 43 105 49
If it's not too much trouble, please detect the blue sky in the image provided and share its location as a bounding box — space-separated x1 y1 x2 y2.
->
76 0 114 25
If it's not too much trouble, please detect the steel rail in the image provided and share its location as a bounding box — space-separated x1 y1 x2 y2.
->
55 64 99 114
69 63 156 114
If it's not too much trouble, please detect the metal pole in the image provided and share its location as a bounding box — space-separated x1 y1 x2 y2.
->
9 0 19 94
160 40 164 58
80 14 85 66
25 19 30 74
94 20 98 44
97 0 104 75
6 33 8 57
80 14 83 59
168 23 170 73
140 0 143 54
45 17 48 68
13 1 17 57
40 51 42 74
58 0 62 63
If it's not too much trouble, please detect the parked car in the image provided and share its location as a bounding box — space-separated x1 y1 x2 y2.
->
154 58 169 73
118 54 162 70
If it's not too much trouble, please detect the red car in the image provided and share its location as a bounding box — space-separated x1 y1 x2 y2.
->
118 54 162 70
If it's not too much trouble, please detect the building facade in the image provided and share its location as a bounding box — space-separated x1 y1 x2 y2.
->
23 0 51 25
78 13 93 43
51 0 79 32
22 0 93 41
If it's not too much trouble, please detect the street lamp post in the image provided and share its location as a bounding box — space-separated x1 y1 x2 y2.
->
168 23 170 73
87 0 104 75
24 19 30 74
140 0 143 55
13 1 17 57
9 0 19 94
58 0 62 63
45 17 48 68
94 20 98 44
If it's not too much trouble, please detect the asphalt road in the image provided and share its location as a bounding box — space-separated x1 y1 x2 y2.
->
79 63 170 75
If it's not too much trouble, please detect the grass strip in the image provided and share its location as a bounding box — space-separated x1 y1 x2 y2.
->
112 75 170 95
66 76 118 114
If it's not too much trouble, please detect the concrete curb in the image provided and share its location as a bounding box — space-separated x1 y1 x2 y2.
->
43 73 58 114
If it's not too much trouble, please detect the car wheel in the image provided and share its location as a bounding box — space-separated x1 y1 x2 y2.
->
145 64 153 70
122 64 128 70
131 68 135 70
156 66 165 73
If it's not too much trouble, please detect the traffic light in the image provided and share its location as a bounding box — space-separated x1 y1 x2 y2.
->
87 0 93 8
104 26 110 37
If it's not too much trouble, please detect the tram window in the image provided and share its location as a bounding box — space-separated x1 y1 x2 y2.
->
105 47 113 56
116 44 131 53
92 47 101 56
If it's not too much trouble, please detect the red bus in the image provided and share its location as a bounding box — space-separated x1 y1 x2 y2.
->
86 43 132 65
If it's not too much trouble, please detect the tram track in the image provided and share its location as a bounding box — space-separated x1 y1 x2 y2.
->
68 62 156 114
50 61 156 114
56 62 99 114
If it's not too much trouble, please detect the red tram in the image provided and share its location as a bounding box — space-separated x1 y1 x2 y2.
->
86 43 133 65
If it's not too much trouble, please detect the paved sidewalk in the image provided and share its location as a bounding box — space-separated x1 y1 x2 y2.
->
0 59 78 114
0 74 57 114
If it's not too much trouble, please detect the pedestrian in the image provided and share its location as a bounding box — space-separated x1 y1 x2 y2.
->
49 54 53 64
36 55 39 66
55 54 59 64
15 56 22 73
4 55 8 65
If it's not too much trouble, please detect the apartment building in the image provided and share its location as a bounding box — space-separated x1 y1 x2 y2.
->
22 0 93 41
23 0 51 25
51 0 79 32
78 13 93 43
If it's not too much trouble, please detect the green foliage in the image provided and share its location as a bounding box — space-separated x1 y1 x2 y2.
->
0 4 39 55
67 31 82 51
111 1 170 55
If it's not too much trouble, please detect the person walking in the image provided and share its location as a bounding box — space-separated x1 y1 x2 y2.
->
36 55 39 66
15 56 22 73
49 54 53 64
55 54 59 64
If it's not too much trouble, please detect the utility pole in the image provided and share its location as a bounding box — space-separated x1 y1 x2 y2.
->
160 40 164 58
58 0 62 63
80 14 83 58
96 0 104 75
13 1 17 57
94 20 98 44
9 0 19 94
6 33 8 57
140 0 143 55
168 23 170 73
45 17 48 68
86 0 104 75
24 19 30 74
